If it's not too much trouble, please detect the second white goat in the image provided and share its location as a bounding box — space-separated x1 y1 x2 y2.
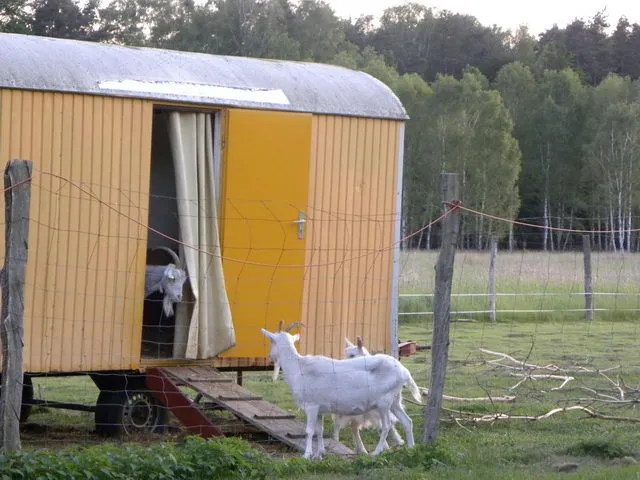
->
332 336 407 454
261 326 420 460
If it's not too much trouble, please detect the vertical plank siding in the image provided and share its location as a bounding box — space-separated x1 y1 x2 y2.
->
302 116 402 358
0 90 152 372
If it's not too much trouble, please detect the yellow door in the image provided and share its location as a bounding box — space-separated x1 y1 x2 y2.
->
219 109 312 359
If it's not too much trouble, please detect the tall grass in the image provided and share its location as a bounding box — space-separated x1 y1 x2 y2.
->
398 250 640 322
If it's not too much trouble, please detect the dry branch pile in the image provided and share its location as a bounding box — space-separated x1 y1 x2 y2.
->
428 348 640 426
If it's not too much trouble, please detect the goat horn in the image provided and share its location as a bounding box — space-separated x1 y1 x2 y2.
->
152 246 182 267
356 336 363 348
284 321 304 332
277 319 284 332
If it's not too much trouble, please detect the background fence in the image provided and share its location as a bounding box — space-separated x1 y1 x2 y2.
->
397 248 640 321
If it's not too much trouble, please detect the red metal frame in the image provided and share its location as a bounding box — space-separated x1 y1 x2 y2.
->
145 367 223 438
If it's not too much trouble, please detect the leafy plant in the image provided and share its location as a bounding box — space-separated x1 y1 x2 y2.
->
0 437 271 480
0 438 450 480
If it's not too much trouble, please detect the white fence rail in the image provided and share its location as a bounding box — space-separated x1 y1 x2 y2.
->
398 292 640 317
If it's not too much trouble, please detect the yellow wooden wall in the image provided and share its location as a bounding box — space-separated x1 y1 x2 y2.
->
0 89 153 373
301 116 402 359
0 89 402 372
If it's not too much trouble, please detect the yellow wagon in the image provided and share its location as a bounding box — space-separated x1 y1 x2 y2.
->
0 32 407 435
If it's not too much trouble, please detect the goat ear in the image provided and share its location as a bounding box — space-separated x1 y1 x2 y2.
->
260 328 276 341
345 338 355 348
292 333 300 343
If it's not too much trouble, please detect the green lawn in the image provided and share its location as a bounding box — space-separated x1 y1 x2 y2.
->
25 318 640 478
241 316 640 479
399 250 640 322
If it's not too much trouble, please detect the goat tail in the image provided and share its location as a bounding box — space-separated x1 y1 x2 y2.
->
403 368 422 403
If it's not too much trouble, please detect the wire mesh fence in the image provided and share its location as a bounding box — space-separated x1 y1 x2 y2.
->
3 170 640 455
397 235 640 441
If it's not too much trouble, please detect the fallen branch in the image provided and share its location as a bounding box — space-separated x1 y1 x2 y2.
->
453 415 473 433
480 348 541 370
573 365 620 374
575 397 639 405
479 348 620 376
579 386 621 402
509 373 575 391
454 405 640 424
599 371 625 400
421 388 516 403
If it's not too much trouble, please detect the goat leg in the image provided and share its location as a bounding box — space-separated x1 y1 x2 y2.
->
390 397 414 448
350 420 368 454
312 415 326 460
387 424 405 447
371 409 391 456
332 416 341 442
304 406 320 460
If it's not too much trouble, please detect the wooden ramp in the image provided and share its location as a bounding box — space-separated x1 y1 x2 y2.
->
149 366 353 456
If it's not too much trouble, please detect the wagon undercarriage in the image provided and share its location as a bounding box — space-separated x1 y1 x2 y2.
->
19 367 353 455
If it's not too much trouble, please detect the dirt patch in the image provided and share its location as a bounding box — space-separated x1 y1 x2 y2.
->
20 422 188 451
19 408 301 457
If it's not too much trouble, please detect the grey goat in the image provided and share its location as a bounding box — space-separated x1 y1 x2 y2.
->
144 246 187 317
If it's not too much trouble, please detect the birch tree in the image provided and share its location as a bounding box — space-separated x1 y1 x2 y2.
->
586 74 640 251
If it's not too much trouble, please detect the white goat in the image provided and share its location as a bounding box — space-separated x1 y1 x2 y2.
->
332 336 407 454
144 246 187 317
271 320 304 382
260 327 420 460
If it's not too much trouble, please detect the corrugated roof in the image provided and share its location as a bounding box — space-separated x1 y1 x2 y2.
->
0 33 408 120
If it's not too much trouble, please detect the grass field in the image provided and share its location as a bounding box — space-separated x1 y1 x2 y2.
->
21 250 640 478
399 250 640 322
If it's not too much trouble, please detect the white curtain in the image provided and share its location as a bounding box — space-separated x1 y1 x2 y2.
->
167 111 235 359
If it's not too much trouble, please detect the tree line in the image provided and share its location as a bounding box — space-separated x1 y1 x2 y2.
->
3 0 640 251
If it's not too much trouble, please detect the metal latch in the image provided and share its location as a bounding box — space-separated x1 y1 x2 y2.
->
293 211 306 239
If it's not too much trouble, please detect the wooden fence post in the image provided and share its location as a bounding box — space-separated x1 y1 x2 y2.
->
424 173 460 444
488 236 497 323
583 235 593 321
0 160 32 453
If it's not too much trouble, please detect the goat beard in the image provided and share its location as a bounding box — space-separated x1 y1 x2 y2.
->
162 296 175 317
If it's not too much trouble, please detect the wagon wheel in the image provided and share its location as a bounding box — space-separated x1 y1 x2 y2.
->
95 389 168 437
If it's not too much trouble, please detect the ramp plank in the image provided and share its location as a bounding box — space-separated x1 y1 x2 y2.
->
161 366 353 455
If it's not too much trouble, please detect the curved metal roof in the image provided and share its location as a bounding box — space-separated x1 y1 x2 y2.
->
0 33 408 120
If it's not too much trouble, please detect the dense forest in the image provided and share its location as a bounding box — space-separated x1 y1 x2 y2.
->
3 0 640 251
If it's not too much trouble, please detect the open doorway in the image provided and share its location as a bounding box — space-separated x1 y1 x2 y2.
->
141 107 230 359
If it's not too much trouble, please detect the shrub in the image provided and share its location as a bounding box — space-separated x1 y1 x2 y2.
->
0 437 450 479
566 439 635 459
0 437 270 480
